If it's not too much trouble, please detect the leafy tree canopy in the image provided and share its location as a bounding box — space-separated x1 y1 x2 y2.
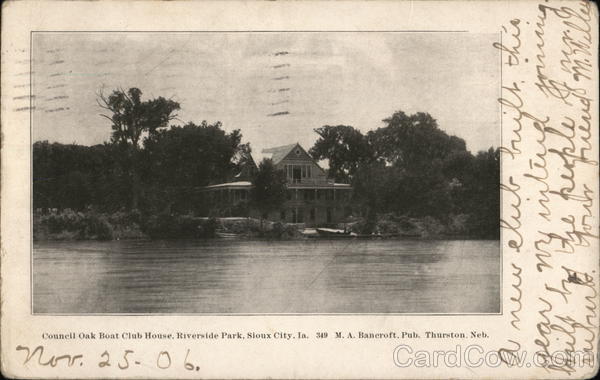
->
309 110 499 238
97 87 180 147
142 121 247 188
250 159 287 220
309 125 373 182
368 111 466 170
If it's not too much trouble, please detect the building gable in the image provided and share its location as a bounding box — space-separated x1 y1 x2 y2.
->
279 143 313 164
279 144 325 174
274 143 328 185
260 143 325 175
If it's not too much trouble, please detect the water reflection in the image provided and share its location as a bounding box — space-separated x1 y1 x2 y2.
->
33 239 500 314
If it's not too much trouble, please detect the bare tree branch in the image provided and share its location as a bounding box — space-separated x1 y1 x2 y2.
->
98 113 115 123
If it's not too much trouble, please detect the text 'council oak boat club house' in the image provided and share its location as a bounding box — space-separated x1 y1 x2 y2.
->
203 143 353 226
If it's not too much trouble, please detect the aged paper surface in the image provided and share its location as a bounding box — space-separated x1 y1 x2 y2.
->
1 0 598 378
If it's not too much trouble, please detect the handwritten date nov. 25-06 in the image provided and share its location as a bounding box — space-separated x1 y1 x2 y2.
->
15 345 201 371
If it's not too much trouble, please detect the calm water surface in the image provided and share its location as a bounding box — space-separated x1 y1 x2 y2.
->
33 239 500 314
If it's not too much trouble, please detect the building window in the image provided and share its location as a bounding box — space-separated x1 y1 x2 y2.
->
286 164 312 182
286 190 293 200
297 208 304 223
280 210 286 221
293 166 302 183
326 207 333 223
310 208 315 221
300 165 313 178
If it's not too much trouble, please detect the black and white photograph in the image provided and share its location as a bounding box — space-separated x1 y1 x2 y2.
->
31 32 501 315
3 1 599 379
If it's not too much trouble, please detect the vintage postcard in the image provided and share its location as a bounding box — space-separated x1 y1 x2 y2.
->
1 0 598 378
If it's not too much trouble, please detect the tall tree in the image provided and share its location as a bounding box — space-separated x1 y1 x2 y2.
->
143 121 245 188
464 148 500 238
141 122 249 213
309 125 372 181
351 161 395 232
33 141 132 212
97 87 180 209
250 159 287 230
368 111 466 169
358 111 470 218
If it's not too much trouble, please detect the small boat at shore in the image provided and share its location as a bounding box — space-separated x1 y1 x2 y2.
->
300 228 318 237
315 228 357 238
215 231 241 239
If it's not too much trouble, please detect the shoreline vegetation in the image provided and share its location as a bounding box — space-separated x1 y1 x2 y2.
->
33 210 495 241
34 88 499 242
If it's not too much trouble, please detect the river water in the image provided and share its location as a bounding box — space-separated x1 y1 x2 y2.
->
33 239 500 314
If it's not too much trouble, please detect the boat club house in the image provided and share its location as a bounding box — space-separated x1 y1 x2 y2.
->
203 143 353 226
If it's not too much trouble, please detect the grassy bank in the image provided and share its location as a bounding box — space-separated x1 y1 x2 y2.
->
347 213 499 239
33 211 301 241
34 211 497 241
34 210 147 241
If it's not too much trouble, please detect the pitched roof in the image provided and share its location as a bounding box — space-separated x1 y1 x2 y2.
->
260 143 299 165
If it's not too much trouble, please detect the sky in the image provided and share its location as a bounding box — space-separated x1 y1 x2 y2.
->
32 32 500 155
